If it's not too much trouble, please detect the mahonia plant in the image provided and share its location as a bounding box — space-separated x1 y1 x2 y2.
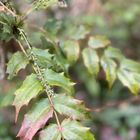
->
0 0 140 140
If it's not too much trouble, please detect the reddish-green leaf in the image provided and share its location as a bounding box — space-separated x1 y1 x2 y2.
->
13 74 43 121
17 99 53 140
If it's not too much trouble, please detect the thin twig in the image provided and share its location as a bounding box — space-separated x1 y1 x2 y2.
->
19 29 32 49
16 40 28 57
0 1 16 16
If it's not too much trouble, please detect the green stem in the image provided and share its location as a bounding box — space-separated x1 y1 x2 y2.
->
16 40 28 57
17 36 62 131
19 29 32 50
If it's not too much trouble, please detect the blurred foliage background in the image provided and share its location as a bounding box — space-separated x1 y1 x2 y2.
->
0 0 140 140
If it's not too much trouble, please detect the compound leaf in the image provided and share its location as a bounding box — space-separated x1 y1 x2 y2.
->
6 52 29 79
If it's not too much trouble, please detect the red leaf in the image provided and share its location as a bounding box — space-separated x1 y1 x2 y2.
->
17 106 53 140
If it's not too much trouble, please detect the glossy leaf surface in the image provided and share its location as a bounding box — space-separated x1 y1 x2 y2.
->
43 69 75 93
13 74 43 121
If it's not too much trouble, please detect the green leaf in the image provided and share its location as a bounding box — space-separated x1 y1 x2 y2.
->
62 119 95 140
62 40 80 64
117 68 140 95
40 119 95 140
13 74 43 121
70 25 89 40
104 46 124 61
6 52 29 79
40 124 61 140
120 58 140 73
17 99 53 140
0 13 23 41
43 69 75 93
88 35 110 49
101 56 117 88
0 13 14 41
30 48 53 68
53 94 88 120
44 19 62 36
82 48 99 76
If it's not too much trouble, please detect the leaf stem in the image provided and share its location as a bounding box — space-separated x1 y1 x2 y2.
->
19 29 32 50
17 33 63 131
16 40 28 57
